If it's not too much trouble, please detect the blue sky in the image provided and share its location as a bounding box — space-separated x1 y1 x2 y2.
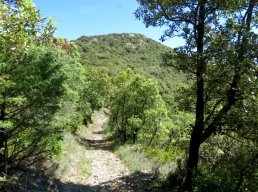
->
33 0 184 48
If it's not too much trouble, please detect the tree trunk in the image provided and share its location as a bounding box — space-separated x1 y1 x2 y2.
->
122 128 127 142
235 172 244 192
182 0 206 191
148 125 159 147
183 130 202 191
132 129 137 143
0 92 8 175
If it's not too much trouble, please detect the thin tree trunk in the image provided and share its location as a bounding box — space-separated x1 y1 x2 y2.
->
148 125 160 147
0 92 8 174
132 128 139 143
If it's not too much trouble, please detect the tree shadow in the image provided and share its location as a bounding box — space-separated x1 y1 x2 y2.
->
51 171 162 192
92 130 104 134
74 129 115 151
1 168 162 192
76 137 113 151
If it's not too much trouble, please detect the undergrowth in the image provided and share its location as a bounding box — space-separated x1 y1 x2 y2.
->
115 145 177 179
54 130 91 180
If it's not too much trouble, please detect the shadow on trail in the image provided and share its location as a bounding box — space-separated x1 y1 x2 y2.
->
75 125 115 151
77 137 113 151
75 129 114 151
92 130 104 134
1 168 162 192
53 171 161 192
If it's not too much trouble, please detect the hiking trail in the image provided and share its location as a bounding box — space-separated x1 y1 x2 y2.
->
53 109 158 192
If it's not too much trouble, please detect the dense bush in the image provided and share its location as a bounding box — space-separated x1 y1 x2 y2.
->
0 0 88 174
109 69 168 144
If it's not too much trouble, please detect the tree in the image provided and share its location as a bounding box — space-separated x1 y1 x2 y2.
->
49 38 89 133
135 0 257 190
0 0 86 175
84 67 112 111
109 69 167 144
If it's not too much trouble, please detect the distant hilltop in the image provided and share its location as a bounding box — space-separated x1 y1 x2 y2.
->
74 33 186 107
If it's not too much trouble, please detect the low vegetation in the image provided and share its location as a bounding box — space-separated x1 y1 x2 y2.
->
54 131 91 180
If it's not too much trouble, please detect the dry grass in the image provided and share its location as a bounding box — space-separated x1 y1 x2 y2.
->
54 130 91 182
115 145 177 179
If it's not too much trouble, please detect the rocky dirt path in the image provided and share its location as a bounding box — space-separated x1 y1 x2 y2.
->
55 109 159 192
82 110 131 187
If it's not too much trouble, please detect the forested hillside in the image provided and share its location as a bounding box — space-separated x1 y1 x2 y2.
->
75 33 189 108
76 33 173 75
